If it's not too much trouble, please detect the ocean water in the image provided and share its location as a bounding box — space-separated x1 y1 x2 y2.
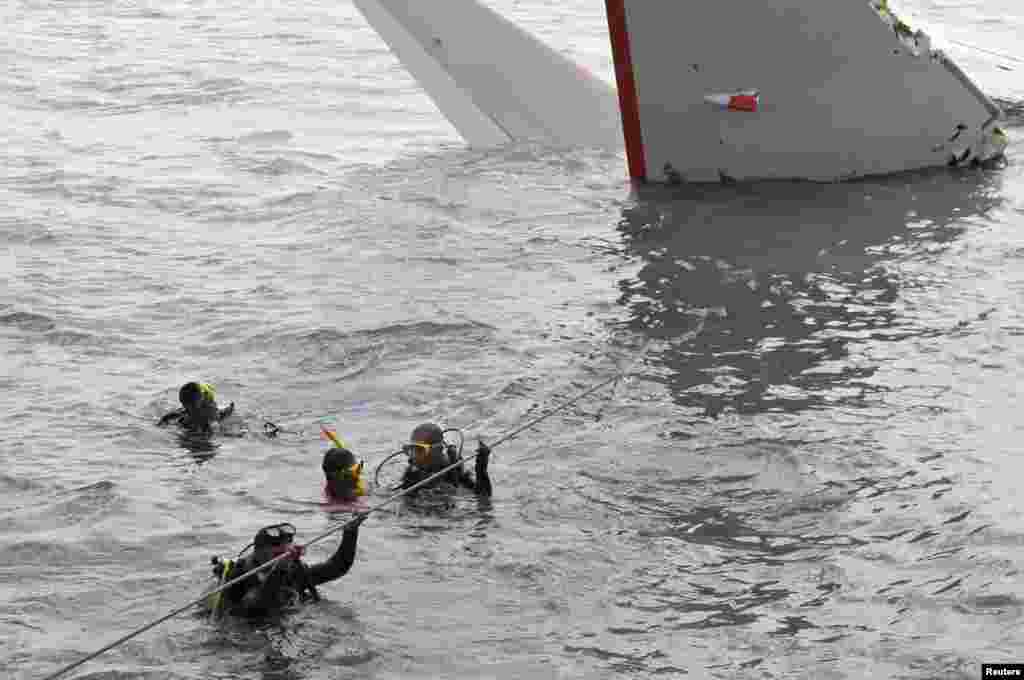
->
2 1 1023 678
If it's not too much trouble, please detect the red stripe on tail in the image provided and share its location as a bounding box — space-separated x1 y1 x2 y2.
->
729 94 759 112
605 0 646 181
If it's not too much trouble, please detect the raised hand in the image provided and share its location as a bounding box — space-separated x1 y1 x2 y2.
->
475 440 491 464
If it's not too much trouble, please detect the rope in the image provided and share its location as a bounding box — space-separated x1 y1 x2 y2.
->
596 318 704 422
600 344 652 422
40 333 669 680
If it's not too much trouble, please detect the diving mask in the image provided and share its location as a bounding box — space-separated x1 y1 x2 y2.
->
404 441 444 468
255 522 296 549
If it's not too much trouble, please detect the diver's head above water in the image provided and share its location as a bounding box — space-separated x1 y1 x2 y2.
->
251 522 299 566
322 445 366 501
158 381 233 432
396 422 492 497
405 422 448 471
179 381 220 430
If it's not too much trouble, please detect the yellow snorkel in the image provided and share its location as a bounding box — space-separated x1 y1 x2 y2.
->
321 425 347 449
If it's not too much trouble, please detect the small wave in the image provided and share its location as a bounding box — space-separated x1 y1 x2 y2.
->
42 329 103 348
359 320 490 340
260 190 318 208
298 327 346 345
41 480 126 521
67 480 116 494
0 540 85 566
262 320 491 358
408 255 460 266
493 559 548 585
322 647 376 667
0 473 44 494
144 84 250 108
238 130 293 145
36 96 110 112
955 593 1022 614
219 149 321 177
307 357 376 382
562 643 671 673
0 312 55 332
249 157 321 176
290 148 340 163
0 222 60 245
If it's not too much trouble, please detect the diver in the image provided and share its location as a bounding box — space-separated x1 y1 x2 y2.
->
157 382 235 434
207 515 365 618
398 422 492 497
322 442 367 504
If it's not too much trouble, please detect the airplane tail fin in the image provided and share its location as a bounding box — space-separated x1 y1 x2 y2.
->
353 0 622 150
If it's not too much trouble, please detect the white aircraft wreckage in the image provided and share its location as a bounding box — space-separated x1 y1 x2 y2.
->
354 0 1009 183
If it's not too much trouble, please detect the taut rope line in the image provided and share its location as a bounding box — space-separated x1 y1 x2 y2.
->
40 330 685 680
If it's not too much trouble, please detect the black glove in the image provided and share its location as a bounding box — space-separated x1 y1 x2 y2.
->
219 402 236 420
475 440 491 466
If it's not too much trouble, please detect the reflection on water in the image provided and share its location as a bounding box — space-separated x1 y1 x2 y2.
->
615 169 1004 415
175 430 221 463
175 603 369 680
171 417 251 463
564 164 1017 676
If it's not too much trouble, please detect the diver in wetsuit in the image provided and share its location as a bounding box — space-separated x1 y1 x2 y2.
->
158 382 235 434
208 516 365 618
398 422 492 497
322 444 367 503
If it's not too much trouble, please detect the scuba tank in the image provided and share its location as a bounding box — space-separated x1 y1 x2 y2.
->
207 557 234 618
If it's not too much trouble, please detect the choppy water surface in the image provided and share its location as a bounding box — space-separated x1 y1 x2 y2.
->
2 1 1023 678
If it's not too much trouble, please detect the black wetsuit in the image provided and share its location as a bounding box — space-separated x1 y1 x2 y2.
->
158 403 234 433
399 449 492 497
214 523 360 617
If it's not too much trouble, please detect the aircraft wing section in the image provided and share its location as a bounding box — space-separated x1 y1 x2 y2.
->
353 0 623 150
